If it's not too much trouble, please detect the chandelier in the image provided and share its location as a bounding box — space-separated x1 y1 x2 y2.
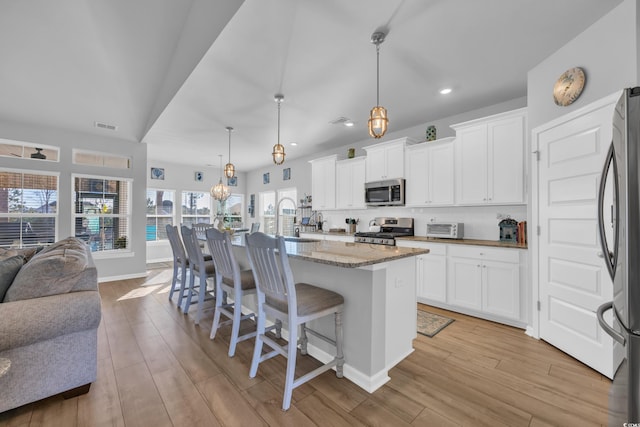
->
210 154 230 202
272 94 286 165
368 31 388 139
224 126 235 179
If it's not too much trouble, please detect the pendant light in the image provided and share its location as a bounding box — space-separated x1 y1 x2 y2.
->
211 154 230 202
272 94 286 165
223 126 235 179
368 31 388 139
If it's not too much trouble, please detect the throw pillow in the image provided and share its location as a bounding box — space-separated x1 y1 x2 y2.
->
0 247 37 263
3 238 91 302
0 255 24 302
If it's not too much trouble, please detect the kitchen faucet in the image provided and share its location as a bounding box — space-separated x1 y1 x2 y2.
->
275 196 297 236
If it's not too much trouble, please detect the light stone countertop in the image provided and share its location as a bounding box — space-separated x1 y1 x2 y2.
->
231 236 428 268
396 236 527 249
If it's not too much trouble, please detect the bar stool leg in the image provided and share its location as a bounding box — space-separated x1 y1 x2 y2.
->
335 311 344 378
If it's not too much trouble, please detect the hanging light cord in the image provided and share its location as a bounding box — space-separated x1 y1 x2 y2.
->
376 42 380 107
277 99 281 145
227 129 231 163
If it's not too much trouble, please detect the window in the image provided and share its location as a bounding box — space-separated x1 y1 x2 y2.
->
146 189 174 241
0 139 59 162
217 194 244 229
0 170 58 248
73 176 131 253
181 191 212 227
277 188 297 236
73 149 130 169
259 191 276 235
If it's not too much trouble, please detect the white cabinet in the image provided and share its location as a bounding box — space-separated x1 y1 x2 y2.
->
447 245 520 321
452 108 526 205
364 137 417 182
405 137 455 206
309 155 337 210
300 232 354 243
397 239 525 327
336 157 366 209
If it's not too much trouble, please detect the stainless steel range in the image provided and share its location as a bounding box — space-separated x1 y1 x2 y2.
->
354 217 414 246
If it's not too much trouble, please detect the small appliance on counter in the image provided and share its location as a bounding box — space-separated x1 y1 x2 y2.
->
425 222 464 239
499 218 518 243
345 218 358 234
354 217 414 246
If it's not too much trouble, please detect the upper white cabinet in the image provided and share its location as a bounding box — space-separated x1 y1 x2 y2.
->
336 157 366 209
364 137 417 182
451 108 526 205
405 137 455 206
309 155 337 210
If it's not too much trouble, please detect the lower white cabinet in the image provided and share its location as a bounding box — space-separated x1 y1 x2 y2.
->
415 244 447 303
300 232 354 243
397 240 526 327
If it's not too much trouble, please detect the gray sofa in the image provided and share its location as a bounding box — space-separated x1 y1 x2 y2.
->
0 237 102 413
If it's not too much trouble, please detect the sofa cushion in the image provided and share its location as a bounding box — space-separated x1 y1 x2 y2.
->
0 255 24 302
0 247 37 263
4 237 97 302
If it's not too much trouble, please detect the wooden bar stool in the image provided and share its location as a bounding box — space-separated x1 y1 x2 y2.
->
205 228 258 357
180 225 216 324
245 232 345 411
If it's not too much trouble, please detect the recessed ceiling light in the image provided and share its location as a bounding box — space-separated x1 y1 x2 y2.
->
439 88 452 95
290 142 297 146
344 120 355 127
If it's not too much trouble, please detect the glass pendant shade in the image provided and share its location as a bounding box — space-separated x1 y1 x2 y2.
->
272 94 286 165
211 178 230 201
272 142 285 165
224 162 235 179
224 126 235 179
368 105 388 138
369 31 388 139
211 154 230 202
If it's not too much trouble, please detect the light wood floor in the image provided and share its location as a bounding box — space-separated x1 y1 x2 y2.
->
0 265 611 426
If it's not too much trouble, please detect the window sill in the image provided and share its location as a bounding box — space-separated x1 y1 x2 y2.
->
91 250 135 260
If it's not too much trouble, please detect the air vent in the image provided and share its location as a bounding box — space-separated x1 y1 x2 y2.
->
94 121 118 131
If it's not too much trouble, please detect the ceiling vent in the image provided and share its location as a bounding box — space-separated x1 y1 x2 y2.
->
94 121 118 131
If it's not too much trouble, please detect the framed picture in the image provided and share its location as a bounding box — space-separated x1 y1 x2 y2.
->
194 171 203 182
150 167 165 180
283 167 291 181
228 176 237 186
263 172 270 184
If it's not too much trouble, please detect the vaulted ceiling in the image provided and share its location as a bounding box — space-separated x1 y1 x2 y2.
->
0 0 623 171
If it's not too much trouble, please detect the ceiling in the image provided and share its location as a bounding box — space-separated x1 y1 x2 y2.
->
0 0 623 172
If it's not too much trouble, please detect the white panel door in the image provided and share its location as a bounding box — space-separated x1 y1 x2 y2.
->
537 99 616 378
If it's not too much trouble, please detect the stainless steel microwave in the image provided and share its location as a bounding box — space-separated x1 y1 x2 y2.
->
365 178 405 206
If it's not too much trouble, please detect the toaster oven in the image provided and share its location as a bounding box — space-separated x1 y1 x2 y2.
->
425 222 464 239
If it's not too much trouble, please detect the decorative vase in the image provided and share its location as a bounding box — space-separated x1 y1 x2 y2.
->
348 148 355 158
426 125 437 141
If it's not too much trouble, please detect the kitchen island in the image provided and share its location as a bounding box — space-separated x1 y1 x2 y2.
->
229 236 428 392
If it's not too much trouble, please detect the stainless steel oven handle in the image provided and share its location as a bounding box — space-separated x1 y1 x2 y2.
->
597 301 626 345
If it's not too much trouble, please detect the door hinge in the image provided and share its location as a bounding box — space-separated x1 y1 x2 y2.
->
533 150 540 161
537 301 541 311
537 225 541 236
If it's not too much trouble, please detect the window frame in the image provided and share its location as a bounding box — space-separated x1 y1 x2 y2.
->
180 190 213 227
0 168 59 248
72 173 133 258
146 188 175 242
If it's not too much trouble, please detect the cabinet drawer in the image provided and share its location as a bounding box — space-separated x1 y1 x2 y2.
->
448 245 519 263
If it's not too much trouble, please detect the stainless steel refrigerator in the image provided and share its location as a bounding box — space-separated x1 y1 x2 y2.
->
597 86 640 425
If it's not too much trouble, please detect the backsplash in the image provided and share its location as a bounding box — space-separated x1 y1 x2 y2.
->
317 205 528 241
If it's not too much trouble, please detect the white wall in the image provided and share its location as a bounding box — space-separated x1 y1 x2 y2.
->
527 0 638 131
0 119 147 281
245 96 527 239
145 158 247 262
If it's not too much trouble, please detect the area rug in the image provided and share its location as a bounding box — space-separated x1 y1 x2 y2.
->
417 310 454 337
